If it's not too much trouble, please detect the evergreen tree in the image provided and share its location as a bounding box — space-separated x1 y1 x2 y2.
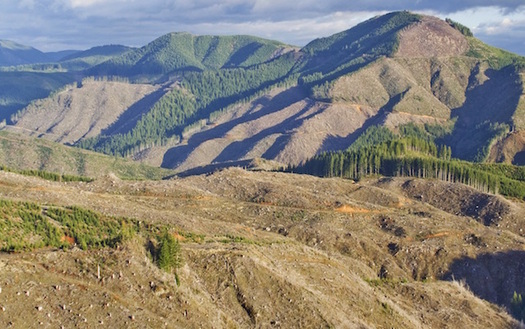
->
157 231 182 273
511 291 525 321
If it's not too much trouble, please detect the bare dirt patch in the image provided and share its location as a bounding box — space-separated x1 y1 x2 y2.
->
396 16 469 58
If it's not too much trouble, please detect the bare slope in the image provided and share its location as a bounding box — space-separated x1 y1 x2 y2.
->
0 168 523 327
158 86 376 170
152 14 523 171
4 12 525 170
396 16 469 57
9 79 159 144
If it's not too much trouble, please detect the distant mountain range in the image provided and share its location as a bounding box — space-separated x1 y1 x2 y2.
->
0 39 77 66
1 11 525 173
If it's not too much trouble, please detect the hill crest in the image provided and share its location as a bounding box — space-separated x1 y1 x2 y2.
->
3 11 525 170
396 16 469 57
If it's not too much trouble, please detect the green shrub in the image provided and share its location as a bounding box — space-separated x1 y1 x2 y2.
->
511 291 525 320
156 231 182 273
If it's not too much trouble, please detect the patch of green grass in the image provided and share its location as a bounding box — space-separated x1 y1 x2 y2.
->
219 234 258 245
0 130 175 180
467 37 525 69
0 164 93 183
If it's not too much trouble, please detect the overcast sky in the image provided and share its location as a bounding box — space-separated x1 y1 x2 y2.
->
2 0 525 55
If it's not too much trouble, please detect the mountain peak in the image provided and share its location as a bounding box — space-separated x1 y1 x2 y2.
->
0 40 35 51
0 40 48 67
395 15 470 58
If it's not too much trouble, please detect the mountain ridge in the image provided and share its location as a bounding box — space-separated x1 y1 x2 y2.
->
2 11 525 170
0 39 79 66
89 32 297 80
2 12 525 327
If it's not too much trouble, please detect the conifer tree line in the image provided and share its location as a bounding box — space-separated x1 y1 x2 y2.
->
78 53 297 157
289 125 525 200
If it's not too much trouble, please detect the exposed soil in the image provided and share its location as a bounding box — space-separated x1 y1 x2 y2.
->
489 131 525 164
10 80 159 144
396 16 469 58
0 169 523 327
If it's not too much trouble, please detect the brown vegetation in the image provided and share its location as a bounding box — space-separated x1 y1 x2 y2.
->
0 168 523 327
396 16 469 58
10 79 159 144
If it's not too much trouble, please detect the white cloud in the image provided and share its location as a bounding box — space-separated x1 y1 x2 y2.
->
2 0 525 55
68 0 107 8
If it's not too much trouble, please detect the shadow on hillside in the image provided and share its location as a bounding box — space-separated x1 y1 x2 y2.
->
100 86 171 136
513 151 525 166
443 250 525 320
318 91 405 153
448 66 522 161
161 86 309 168
166 160 253 178
212 100 323 162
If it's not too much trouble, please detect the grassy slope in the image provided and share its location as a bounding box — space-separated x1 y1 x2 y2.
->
0 131 173 180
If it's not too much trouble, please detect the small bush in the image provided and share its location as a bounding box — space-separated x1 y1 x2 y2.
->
511 291 525 321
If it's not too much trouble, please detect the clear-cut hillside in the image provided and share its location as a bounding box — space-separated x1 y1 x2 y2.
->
8 79 160 144
150 13 525 172
157 86 377 171
3 11 525 170
396 16 469 57
0 165 524 327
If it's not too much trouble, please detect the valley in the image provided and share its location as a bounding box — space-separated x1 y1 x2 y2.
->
1 10 525 328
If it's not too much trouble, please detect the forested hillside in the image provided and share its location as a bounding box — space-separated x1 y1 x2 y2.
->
79 52 298 156
2 11 525 172
291 124 525 200
89 33 295 79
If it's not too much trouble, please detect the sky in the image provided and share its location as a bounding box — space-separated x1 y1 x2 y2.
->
1 0 525 56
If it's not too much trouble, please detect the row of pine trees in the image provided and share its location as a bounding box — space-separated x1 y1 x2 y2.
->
290 125 525 200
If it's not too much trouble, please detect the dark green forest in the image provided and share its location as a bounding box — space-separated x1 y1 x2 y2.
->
78 53 298 156
290 125 525 200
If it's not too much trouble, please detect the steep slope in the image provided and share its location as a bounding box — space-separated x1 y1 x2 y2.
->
3 12 525 171
9 78 161 144
90 33 295 79
0 168 523 327
0 71 75 123
153 12 525 171
158 86 374 170
298 11 421 82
